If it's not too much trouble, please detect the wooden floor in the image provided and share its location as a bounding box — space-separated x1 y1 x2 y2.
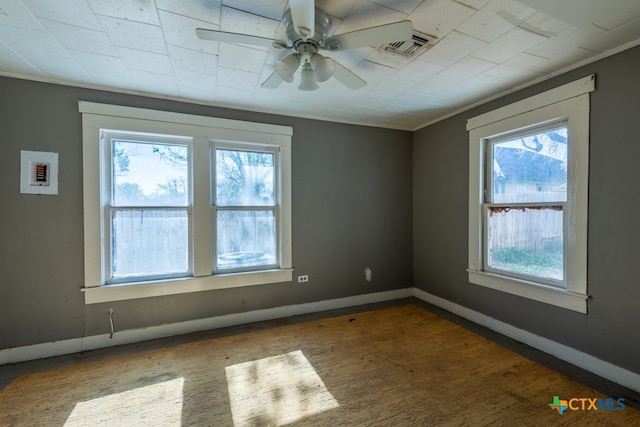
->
1 302 639 426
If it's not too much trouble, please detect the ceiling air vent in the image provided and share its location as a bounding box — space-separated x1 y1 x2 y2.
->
379 30 436 58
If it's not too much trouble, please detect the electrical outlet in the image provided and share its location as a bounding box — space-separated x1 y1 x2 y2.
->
298 275 309 283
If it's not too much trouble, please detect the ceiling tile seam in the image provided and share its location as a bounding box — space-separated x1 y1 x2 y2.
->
0 18 47 32
68 47 137 84
26 15 95 32
0 39 46 77
446 0 497 42
37 16 107 36
174 65 218 80
591 22 610 32
44 26 121 59
157 9 221 28
362 2 413 17
364 58 406 70
217 66 261 79
450 0 481 12
86 3 161 27
21 28 81 77
165 41 218 58
469 48 530 68
513 23 555 39
222 5 284 22
10 0 46 31
168 61 215 79
154 12 172 64
327 2 357 21
98 16 169 56
55 48 97 82
116 60 175 77
85 10 119 56
453 25 512 44
0 62 45 79
521 50 553 61
496 10 557 37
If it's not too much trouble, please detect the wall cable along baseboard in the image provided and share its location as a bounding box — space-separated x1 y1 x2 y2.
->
108 308 114 339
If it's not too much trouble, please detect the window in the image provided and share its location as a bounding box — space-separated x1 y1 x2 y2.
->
80 102 292 304
213 144 278 272
105 132 192 283
467 75 594 313
485 124 567 284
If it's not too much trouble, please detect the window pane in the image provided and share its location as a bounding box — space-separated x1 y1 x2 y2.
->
111 209 189 279
216 149 274 206
487 206 563 281
113 141 188 206
216 210 276 270
492 127 567 203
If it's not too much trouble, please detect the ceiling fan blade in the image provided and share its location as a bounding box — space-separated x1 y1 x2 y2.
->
261 71 284 89
196 28 286 49
324 20 413 51
289 0 315 40
332 60 366 90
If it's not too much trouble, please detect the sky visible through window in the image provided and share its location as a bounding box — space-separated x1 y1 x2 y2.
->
113 140 188 206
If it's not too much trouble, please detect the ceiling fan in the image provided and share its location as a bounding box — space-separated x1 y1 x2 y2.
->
196 0 413 91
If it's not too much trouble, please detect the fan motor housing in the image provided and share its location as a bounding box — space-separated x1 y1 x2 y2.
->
283 7 331 46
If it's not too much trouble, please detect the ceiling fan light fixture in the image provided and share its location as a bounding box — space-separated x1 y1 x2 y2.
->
274 53 300 83
310 54 335 82
299 66 319 91
198 3 416 92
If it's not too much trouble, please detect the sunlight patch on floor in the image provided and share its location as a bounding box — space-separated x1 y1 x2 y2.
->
64 377 184 426
226 350 339 426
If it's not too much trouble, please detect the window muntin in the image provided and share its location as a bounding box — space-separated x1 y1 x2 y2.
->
484 124 568 285
214 146 278 272
104 132 192 283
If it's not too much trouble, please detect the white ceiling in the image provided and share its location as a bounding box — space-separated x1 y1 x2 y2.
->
1 0 640 130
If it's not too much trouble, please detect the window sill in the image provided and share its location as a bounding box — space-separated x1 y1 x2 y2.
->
82 269 293 304
467 270 588 313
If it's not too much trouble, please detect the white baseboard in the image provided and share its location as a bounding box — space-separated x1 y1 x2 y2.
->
4 286 639 395
0 288 412 365
412 288 640 393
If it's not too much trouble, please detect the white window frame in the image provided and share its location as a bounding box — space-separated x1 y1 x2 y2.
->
483 121 568 286
103 130 194 284
467 75 594 313
211 140 281 274
80 101 293 304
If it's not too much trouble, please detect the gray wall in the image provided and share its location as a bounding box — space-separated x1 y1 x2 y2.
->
4 43 639 378
0 77 413 349
414 45 640 375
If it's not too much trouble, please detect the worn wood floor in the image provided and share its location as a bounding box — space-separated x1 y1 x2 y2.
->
1 302 639 426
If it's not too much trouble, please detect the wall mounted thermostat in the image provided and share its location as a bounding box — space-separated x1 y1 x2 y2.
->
20 150 59 195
